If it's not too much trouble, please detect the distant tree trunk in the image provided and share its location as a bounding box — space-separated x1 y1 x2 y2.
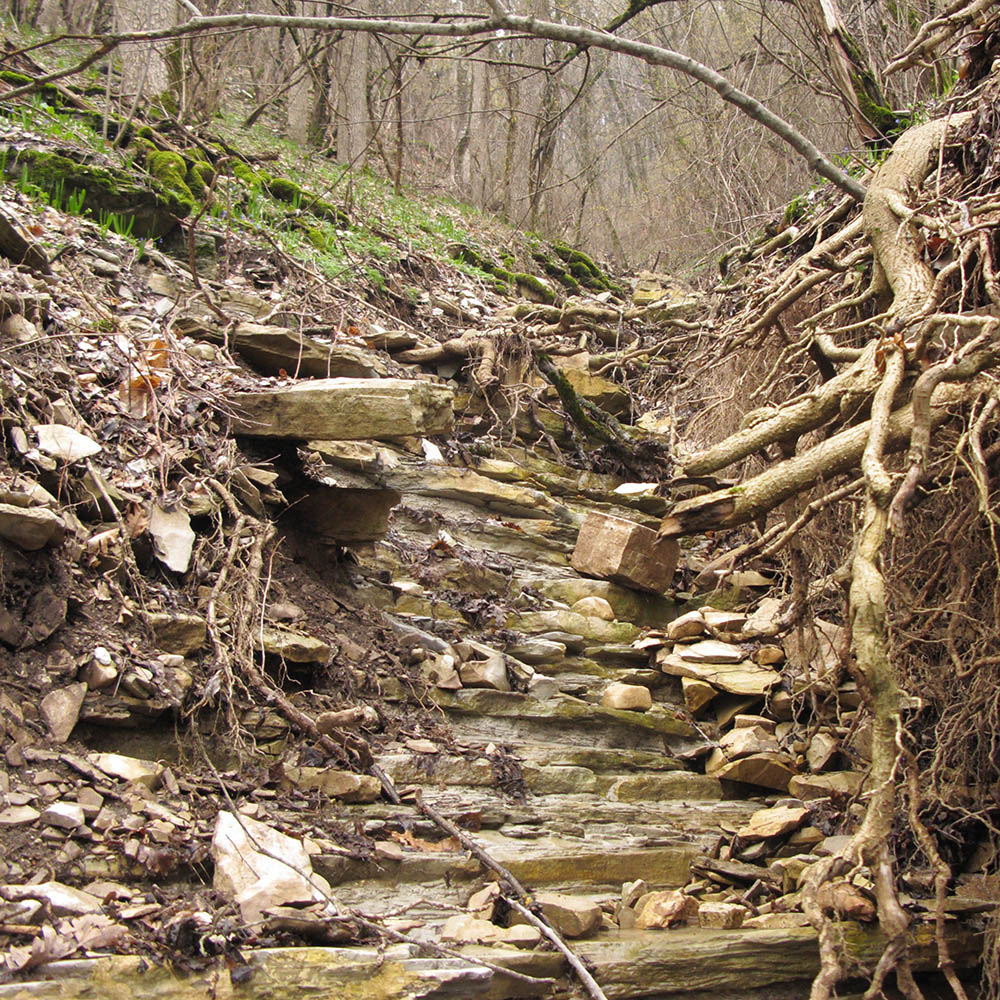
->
112 0 175 101
336 21 370 166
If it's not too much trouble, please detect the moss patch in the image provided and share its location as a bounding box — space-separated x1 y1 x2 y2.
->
3 148 191 237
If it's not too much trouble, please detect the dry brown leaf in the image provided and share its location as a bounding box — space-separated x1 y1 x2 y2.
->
390 830 462 853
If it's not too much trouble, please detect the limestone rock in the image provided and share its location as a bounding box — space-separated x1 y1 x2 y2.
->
743 911 812 929
571 511 679 594
148 504 195 573
90 752 163 789
506 637 566 664
422 651 462 689
34 423 102 462
230 378 454 440
705 751 796 791
257 627 331 663
806 731 839 772
212 811 333 923
673 639 744 663
2 881 102 915
570 596 615 620
606 772 722 802
41 801 86 830
658 650 779 696
702 609 747 632
682 676 717 714
754 644 785 666
526 892 602 939
509 609 639 644
40 683 87 742
698 902 745 929
0 805 40 825
622 879 648 909
745 597 783 634
224 322 385 379
738 804 809 840
634 889 689 929
789 771 867 800
145 611 206 656
0 499 66 551
718 725 780 759
282 767 381 803
666 610 706 640
532 577 677 626
459 653 510 691
501 924 543 948
601 682 652 712
441 914 502 945
557 367 630 415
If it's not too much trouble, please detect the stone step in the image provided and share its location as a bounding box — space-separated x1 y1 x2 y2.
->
430 689 700 753
316 827 702 892
376 751 720 799
9 923 977 1000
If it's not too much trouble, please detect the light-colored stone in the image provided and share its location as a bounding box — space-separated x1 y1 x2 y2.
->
441 914 502 944
718 725 780 759
508 610 639 644
145 612 206 656
601 682 652 712
34 423 102 461
212 811 333 924
467 882 501 919
532 577 677 627
745 597 783 634
698 902 745 928
673 639 744 664
0 805 40 825
738 804 809 840
0 502 65 550
527 892 602 939
570 511 679 594
224 322 385 379
90 752 164 789
41 801 86 830
753 644 785 666
666 610 706 640
743 911 812 929
732 713 776 732
257 627 331 663
80 657 118 689
422 651 462 690
701 608 747 632
506 638 566 664
148 504 195 573
230 378 454 440
459 654 511 691
40 683 87 742
634 889 689 929
606 772 722 802
682 676 717 714
705 751 796 791
500 924 542 948
282 767 381 803
2 881 102 915
806 731 839 772
570 596 615 620
622 879 648 909
788 771 867 800
659 651 779 697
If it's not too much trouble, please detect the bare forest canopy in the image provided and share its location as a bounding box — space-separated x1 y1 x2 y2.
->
4 2 1000 999
6 0 984 269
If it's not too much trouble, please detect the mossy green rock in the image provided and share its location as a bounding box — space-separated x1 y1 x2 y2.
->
3 149 191 238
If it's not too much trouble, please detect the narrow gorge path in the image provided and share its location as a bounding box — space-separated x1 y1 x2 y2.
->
0 187 986 1000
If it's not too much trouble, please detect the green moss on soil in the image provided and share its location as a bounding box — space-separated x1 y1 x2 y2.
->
146 150 197 212
230 160 258 185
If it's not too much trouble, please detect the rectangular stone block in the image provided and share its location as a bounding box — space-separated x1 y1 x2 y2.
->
229 378 453 440
570 512 678 594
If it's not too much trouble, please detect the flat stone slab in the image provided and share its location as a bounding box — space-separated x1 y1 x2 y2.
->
229 378 453 440
658 651 779 696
